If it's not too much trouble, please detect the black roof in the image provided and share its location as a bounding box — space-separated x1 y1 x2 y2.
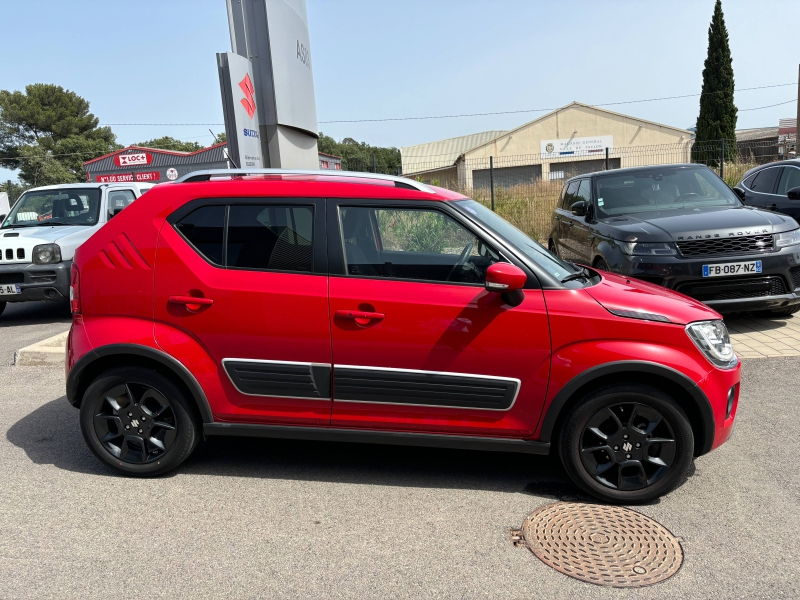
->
565 163 708 183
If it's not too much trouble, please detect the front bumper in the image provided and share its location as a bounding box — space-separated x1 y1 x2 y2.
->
0 260 71 303
616 246 800 312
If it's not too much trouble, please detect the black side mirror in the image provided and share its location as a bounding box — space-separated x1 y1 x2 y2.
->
571 200 588 217
732 186 746 201
788 186 800 201
0 214 6 223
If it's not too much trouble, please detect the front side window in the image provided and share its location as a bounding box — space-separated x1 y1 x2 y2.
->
593 167 741 216
340 206 499 285
107 189 137 219
561 181 580 209
3 188 101 228
576 179 591 202
777 167 800 196
173 203 313 272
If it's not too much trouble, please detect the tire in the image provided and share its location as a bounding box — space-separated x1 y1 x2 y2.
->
593 258 609 271
752 305 800 318
79 366 201 476
558 383 694 504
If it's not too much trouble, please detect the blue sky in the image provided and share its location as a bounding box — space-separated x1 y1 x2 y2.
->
1 0 798 182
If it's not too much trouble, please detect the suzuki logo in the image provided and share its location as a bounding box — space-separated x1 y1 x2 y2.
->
239 73 256 119
130 419 140 428
622 442 633 452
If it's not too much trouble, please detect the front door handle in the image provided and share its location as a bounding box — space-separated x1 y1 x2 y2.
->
769 204 777 211
169 295 214 312
335 309 385 326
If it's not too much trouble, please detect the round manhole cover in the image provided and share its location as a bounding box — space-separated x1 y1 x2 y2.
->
521 502 683 588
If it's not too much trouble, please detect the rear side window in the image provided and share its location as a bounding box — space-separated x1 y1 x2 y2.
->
227 205 313 272
750 168 780 193
174 205 225 265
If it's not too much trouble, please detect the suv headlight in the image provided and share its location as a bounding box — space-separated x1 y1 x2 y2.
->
686 320 738 369
774 229 800 249
619 241 677 256
32 244 62 265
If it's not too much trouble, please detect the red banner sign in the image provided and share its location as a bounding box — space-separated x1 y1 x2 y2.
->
135 171 161 182
114 152 152 167
96 173 134 183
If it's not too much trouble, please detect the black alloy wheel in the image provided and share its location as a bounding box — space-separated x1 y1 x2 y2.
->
559 384 694 503
80 367 200 476
579 402 676 491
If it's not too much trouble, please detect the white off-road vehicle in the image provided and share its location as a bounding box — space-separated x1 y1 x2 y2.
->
0 182 153 314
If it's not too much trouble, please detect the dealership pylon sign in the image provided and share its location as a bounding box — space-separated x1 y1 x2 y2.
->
217 52 264 169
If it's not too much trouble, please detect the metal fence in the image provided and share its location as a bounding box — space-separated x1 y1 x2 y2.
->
362 138 790 243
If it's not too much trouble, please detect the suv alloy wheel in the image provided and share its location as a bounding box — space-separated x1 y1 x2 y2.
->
559 384 694 503
79 367 201 476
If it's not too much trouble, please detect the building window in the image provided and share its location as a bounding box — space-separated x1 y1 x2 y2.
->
334 163 341 170
320 160 329 169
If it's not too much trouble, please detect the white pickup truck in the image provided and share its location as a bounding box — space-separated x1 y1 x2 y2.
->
0 182 154 315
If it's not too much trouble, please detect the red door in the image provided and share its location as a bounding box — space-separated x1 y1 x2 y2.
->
328 202 551 438
154 199 332 425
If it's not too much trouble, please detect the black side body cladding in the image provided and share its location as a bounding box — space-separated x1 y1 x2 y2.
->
66 343 214 423
204 422 550 455
537 360 716 455
224 360 331 398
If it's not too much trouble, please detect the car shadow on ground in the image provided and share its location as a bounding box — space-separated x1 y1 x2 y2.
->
8 396 596 500
0 300 71 327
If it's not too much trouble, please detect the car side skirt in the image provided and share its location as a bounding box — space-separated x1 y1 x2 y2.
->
203 423 550 455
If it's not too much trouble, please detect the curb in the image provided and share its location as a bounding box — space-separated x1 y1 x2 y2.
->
15 331 69 367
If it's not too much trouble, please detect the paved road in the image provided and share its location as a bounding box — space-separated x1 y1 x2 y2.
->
1 304 798 598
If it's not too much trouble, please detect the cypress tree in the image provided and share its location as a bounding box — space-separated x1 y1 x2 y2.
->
693 0 737 164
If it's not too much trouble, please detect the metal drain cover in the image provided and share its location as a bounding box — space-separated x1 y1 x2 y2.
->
520 502 683 587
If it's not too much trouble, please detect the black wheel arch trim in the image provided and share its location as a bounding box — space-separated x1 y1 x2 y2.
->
66 343 214 423
537 360 716 455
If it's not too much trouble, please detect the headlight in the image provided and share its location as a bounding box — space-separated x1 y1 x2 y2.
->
32 244 62 265
619 241 677 256
685 320 738 369
774 229 800 249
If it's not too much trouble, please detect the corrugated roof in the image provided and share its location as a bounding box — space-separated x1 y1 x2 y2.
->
401 131 508 168
735 127 778 141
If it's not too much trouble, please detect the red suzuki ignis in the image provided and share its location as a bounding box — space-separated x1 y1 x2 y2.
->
66 170 739 503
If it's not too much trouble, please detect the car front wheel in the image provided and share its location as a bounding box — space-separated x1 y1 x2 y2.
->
79 367 201 476
558 384 694 503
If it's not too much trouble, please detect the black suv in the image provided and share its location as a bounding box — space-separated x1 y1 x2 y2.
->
734 159 800 222
549 164 800 316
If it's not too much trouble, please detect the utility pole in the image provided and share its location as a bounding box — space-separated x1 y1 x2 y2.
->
796 64 799 156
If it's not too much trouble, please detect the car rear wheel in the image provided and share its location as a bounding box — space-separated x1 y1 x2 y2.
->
79 367 200 476
593 258 609 271
558 384 694 503
751 305 800 318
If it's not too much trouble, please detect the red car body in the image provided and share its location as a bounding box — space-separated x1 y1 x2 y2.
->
66 173 739 499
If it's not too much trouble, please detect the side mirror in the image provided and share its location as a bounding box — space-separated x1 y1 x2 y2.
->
733 186 746 201
788 186 800 201
486 263 527 307
571 200 588 216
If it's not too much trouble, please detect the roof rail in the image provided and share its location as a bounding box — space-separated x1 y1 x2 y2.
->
175 169 435 193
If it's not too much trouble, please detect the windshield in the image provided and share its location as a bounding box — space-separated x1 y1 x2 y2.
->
454 199 580 280
3 188 101 228
594 167 740 217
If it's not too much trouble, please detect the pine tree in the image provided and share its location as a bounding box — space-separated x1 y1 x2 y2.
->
693 0 737 164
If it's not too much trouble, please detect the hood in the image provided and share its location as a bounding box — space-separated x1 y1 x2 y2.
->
599 205 798 243
0 225 93 264
585 270 720 326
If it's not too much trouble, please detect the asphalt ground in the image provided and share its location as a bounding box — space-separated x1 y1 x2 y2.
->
1 303 798 598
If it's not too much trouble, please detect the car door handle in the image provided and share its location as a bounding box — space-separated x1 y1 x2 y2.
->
335 309 385 326
169 295 214 311
769 204 777 211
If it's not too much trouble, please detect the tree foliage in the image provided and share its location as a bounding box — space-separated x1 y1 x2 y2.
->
694 0 737 162
135 136 204 152
0 84 120 186
318 133 401 174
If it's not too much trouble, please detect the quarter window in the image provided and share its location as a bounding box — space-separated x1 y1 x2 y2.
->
339 206 499 285
227 205 313 272
777 167 800 197
749 168 780 194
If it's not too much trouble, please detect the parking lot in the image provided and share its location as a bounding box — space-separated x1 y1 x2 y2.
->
1 302 798 598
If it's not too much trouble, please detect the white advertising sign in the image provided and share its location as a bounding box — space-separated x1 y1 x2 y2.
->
540 135 613 158
220 52 264 169
118 153 149 166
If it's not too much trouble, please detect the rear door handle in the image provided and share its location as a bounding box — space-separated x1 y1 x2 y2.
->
169 295 214 311
335 309 385 326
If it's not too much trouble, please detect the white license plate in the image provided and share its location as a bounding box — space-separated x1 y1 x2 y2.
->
702 260 762 277
0 284 21 295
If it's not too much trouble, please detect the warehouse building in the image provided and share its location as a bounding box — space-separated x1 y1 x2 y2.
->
401 102 693 187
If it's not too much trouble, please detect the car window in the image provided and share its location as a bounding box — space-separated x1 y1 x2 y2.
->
777 167 800 196
227 205 313 272
107 189 136 219
2 188 101 228
742 173 757 189
749 167 780 194
174 205 225 265
576 179 591 202
561 181 580 209
339 206 499 285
